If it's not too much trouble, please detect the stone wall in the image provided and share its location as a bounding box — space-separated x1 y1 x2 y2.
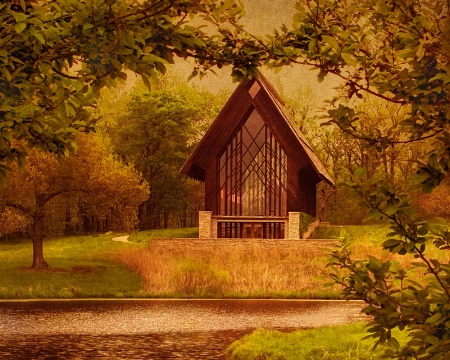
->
150 238 339 250
198 211 212 238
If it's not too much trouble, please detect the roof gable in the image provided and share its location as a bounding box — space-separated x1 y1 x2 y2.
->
180 74 334 186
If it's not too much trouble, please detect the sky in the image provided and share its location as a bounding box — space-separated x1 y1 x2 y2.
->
175 0 340 103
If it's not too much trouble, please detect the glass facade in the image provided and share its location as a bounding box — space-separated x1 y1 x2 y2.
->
217 109 287 238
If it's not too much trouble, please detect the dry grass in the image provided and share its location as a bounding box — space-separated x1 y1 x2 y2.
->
115 241 341 298
115 225 450 298
337 225 450 289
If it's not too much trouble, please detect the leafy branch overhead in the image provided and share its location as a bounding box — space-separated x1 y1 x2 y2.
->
269 0 449 145
0 0 265 176
268 0 450 358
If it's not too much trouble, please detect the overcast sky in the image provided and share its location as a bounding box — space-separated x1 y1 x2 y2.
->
188 0 340 102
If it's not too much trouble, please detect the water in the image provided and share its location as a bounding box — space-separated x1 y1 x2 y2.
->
0 299 367 359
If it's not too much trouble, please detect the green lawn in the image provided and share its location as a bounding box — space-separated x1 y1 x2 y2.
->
226 322 408 360
0 228 198 298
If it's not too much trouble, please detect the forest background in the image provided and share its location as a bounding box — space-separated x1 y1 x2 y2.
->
1 0 448 241
0 0 450 242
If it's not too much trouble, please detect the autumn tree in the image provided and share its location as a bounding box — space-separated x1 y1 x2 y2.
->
0 0 263 177
267 0 450 357
0 134 149 268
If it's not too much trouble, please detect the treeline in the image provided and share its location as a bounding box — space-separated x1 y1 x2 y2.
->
1 76 448 239
0 77 228 238
284 86 450 224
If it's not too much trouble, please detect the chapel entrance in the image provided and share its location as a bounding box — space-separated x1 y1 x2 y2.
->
217 221 285 239
242 223 263 238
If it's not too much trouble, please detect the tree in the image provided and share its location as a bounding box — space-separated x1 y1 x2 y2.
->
0 134 149 268
268 0 450 358
111 84 223 229
415 177 450 219
0 0 262 177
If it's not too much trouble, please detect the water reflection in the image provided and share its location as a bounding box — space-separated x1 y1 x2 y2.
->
0 299 366 359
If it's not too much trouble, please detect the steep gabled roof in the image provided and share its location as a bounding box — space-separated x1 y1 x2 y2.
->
180 73 334 186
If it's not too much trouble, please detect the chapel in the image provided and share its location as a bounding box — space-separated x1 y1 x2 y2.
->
180 74 334 239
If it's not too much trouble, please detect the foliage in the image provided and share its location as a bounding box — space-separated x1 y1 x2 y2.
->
0 207 28 237
0 0 265 177
111 83 225 229
299 211 316 237
283 83 426 224
267 0 450 358
0 133 149 267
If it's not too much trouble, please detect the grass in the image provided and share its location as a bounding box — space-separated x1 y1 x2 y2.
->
0 228 199 298
1 224 448 299
0 233 145 298
115 240 340 298
226 322 408 360
115 224 450 299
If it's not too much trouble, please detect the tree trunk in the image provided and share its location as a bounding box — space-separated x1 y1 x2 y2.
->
163 207 169 229
31 214 48 268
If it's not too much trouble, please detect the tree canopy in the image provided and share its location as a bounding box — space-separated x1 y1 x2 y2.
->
0 134 149 267
0 0 262 177
111 83 224 229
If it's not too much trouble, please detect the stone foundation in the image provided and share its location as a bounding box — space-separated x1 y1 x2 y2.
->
198 211 212 238
287 212 300 239
198 211 305 239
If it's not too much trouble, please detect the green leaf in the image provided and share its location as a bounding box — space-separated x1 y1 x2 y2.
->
387 336 400 350
426 312 443 324
65 103 76 117
383 239 401 249
30 30 45 44
425 335 440 346
409 173 430 183
341 52 356 65
140 74 151 89
142 54 168 64
429 73 450 84
110 58 122 71
14 22 27 34
385 205 397 216
354 167 366 181
321 35 339 50
12 12 28 23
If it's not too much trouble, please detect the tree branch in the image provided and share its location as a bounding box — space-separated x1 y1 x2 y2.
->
5 202 32 216
42 188 86 204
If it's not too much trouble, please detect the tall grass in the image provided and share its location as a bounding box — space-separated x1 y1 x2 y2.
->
115 224 450 298
343 224 450 282
115 241 340 298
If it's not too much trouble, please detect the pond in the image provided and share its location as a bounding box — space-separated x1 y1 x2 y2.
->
0 299 367 359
